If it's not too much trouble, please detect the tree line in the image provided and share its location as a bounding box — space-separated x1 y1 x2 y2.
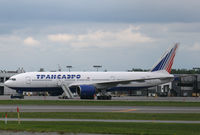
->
130 68 200 74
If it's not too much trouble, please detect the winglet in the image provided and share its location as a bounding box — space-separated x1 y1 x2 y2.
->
151 43 179 73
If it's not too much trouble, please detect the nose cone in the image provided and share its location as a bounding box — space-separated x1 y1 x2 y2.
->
4 80 12 88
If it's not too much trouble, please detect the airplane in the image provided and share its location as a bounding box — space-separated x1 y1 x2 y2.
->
4 43 179 100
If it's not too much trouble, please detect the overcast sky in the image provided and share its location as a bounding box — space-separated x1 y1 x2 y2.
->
0 0 200 71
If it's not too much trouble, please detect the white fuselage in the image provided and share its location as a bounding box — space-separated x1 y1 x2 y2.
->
4 71 174 92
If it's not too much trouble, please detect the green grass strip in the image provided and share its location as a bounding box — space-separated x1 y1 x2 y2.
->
1 112 200 121
0 121 200 135
0 100 200 106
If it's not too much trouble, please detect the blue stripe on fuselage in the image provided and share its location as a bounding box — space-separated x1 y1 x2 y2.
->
10 86 151 92
9 87 63 92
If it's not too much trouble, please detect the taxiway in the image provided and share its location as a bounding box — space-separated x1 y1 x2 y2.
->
0 105 200 113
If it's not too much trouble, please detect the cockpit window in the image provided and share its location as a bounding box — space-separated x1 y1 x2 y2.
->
9 78 16 81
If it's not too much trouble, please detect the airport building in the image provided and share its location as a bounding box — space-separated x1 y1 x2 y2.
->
172 74 200 97
115 74 200 97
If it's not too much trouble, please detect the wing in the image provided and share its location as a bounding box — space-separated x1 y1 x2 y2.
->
68 76 174 89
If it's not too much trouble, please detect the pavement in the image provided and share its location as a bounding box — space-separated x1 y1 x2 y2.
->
1 95 200 102
0 105 200 113
1 118 200 124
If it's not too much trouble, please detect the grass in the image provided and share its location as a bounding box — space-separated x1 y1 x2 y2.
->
0 100 200 106
1 112 200 121
0 121 200 135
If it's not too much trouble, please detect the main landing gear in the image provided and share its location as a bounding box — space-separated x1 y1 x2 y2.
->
96 90 112 100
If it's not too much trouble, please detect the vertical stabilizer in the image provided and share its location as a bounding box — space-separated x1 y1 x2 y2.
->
151 43 179 73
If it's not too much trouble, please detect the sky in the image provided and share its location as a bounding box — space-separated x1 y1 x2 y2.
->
0 0 200 71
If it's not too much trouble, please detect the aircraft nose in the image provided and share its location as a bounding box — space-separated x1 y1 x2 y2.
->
4 80 11 88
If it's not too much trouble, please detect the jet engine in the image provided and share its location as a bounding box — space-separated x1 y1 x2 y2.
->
77 85 96 99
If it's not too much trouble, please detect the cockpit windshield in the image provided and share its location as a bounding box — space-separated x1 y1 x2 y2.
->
9 78 16 81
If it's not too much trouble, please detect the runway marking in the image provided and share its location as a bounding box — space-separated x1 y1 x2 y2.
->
114 109 138 112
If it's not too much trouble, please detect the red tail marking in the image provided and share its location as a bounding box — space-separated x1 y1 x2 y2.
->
166 44 178 73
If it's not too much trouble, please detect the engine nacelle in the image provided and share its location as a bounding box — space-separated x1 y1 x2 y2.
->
77 85 96 99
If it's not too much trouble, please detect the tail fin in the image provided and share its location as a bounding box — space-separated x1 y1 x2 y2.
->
151 43 179 73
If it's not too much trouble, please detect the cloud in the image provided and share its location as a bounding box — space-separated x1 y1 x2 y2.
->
188 43 200 51
48 34 75 42
0 35 21 44
23 37 40 46
0 1 200 23
47 26 154 49
2 22 200 70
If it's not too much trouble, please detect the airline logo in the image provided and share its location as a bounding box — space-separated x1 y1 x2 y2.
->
36 74 81 79
151 43 178 73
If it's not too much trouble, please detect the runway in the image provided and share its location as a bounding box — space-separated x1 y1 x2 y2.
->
1 105 200 113
1 118 200 123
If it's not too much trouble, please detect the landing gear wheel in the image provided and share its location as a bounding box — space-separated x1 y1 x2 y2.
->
97 95 112 100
